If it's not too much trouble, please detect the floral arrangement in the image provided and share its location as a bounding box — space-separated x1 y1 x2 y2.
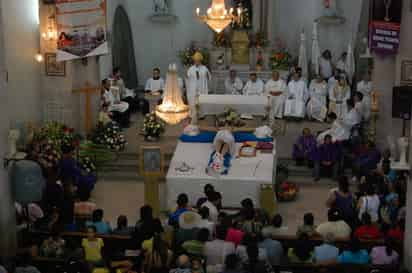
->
216 107 245 127
178 43 210 68
270 38 291 70
213 32 230 48
142 112 165 139
79 156 97 174
32 122 81 168
276 181 299 202
90 122 127 152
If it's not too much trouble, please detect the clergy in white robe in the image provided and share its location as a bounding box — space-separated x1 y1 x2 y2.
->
111 67 139 113
186 52 211 108
354 92 371 121
318 99 360 144
307 76 328 122
356 73 372 119
335 52 347 73
224 70 243 95
265 71 287 119
145 68 165 95
319 50 333 80
284 71 308 118
243 73 264 96
329 75 350 120
101 79 130 127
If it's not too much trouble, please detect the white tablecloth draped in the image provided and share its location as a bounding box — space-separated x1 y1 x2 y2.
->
199 95 269 116
166 142 276 208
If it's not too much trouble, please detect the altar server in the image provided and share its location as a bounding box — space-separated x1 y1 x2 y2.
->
187 52 211 108
335 52 347 73
112 67 139 113
225 69 243 95
145 67 165 95
329 75 350 120
354 92 370 122
101 79 130 127
356 72 372 119
284 69 308 119
307 75 328 122
320 50 333 80
243 73 264 96
265 70 287 119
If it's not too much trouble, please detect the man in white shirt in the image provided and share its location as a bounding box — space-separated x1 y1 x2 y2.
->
201 191 220 223
224 69 243 95
265 70 287 119
243 73 264 96
284 69 308 119
145 68 165 95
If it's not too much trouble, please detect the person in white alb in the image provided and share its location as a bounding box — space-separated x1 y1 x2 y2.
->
335 52 347 73
319 50 333 80
265 70 287 119
186 52 211 109
329 74 351 120
145 67 165 95
356 72 372 120
307 75 328 122
224 69 243 95
243 73 264 96
111 67 139 113
284 69 308 119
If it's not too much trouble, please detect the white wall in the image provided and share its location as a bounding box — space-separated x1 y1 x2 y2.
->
275 0 363 60
1 0 41 124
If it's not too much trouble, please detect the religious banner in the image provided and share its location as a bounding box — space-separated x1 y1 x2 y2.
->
56 0 108 61
369 0 402 56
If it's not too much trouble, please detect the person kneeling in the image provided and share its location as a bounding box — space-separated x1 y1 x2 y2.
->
314 135 340 181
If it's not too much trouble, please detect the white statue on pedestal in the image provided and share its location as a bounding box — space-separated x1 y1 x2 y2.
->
153 0 169 14
397 137 409 167
8 129 20 157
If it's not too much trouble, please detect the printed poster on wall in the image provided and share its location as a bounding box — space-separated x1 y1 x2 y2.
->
56 0 108 61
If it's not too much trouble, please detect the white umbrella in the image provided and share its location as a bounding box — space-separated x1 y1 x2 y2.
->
298 30 308 79
345 41 355 83
311 22 321 76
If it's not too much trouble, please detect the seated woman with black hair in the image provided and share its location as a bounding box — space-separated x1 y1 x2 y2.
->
85 209 112 234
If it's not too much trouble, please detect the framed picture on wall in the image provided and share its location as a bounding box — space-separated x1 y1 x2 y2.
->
140 146 163 176
401 60 412 85
45 53 66 77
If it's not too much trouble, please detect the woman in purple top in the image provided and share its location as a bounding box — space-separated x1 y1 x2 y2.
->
314 134 340 181
326 176 355 227
292 128 318 167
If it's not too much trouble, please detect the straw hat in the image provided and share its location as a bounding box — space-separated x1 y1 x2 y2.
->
192 51 204 62
179 211 201 229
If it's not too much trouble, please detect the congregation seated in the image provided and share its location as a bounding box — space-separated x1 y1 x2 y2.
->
224 69 243 95
112 215 133 236
316 208 351 240
85 209 112 234
314 134 340 181
261 214 288 238
354 213 382 241
204 226 235 271
82 226 105 267
242 73 264 96
287 234 314 264
182 228 209 257
292 128 317 168
296 213 317 238
40 226 66 258
141 233 173 273
370 237 400 266
313 233 339 265
337 237 369 265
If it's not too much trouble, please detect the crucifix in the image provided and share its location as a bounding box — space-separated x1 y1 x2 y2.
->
72 82 101 134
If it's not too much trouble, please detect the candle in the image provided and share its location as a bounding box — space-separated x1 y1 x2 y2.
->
196 7 200 16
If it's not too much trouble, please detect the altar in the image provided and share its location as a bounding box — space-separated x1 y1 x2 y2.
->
166 141 276 208
199 94 268 116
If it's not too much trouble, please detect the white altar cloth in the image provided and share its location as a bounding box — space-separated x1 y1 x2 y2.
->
166 142 276 208
199 95 268 116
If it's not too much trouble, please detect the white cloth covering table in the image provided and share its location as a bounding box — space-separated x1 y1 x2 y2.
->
199 95 269 116
166 142 276 208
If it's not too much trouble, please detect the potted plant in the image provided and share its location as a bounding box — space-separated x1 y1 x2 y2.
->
142 112 165 141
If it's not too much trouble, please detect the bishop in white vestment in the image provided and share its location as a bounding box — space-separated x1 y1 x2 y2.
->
224 70 243 95
265 71 287 119
186 52 211 108
284 71 308 118
243 73 264 96
307 76 328 121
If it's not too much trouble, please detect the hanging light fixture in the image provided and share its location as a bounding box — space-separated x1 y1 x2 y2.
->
35 53 43 63
196 0 235 33
155 64 189 125
42 6 57 41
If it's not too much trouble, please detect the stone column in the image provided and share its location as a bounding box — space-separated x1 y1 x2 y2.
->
0 0 17 257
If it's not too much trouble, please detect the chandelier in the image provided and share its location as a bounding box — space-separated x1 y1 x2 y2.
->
155 64 189 125
196 0 236 33
42 6 58 41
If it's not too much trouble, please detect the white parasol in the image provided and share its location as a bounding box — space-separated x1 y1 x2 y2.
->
311 22 321 76
298 30 308 79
